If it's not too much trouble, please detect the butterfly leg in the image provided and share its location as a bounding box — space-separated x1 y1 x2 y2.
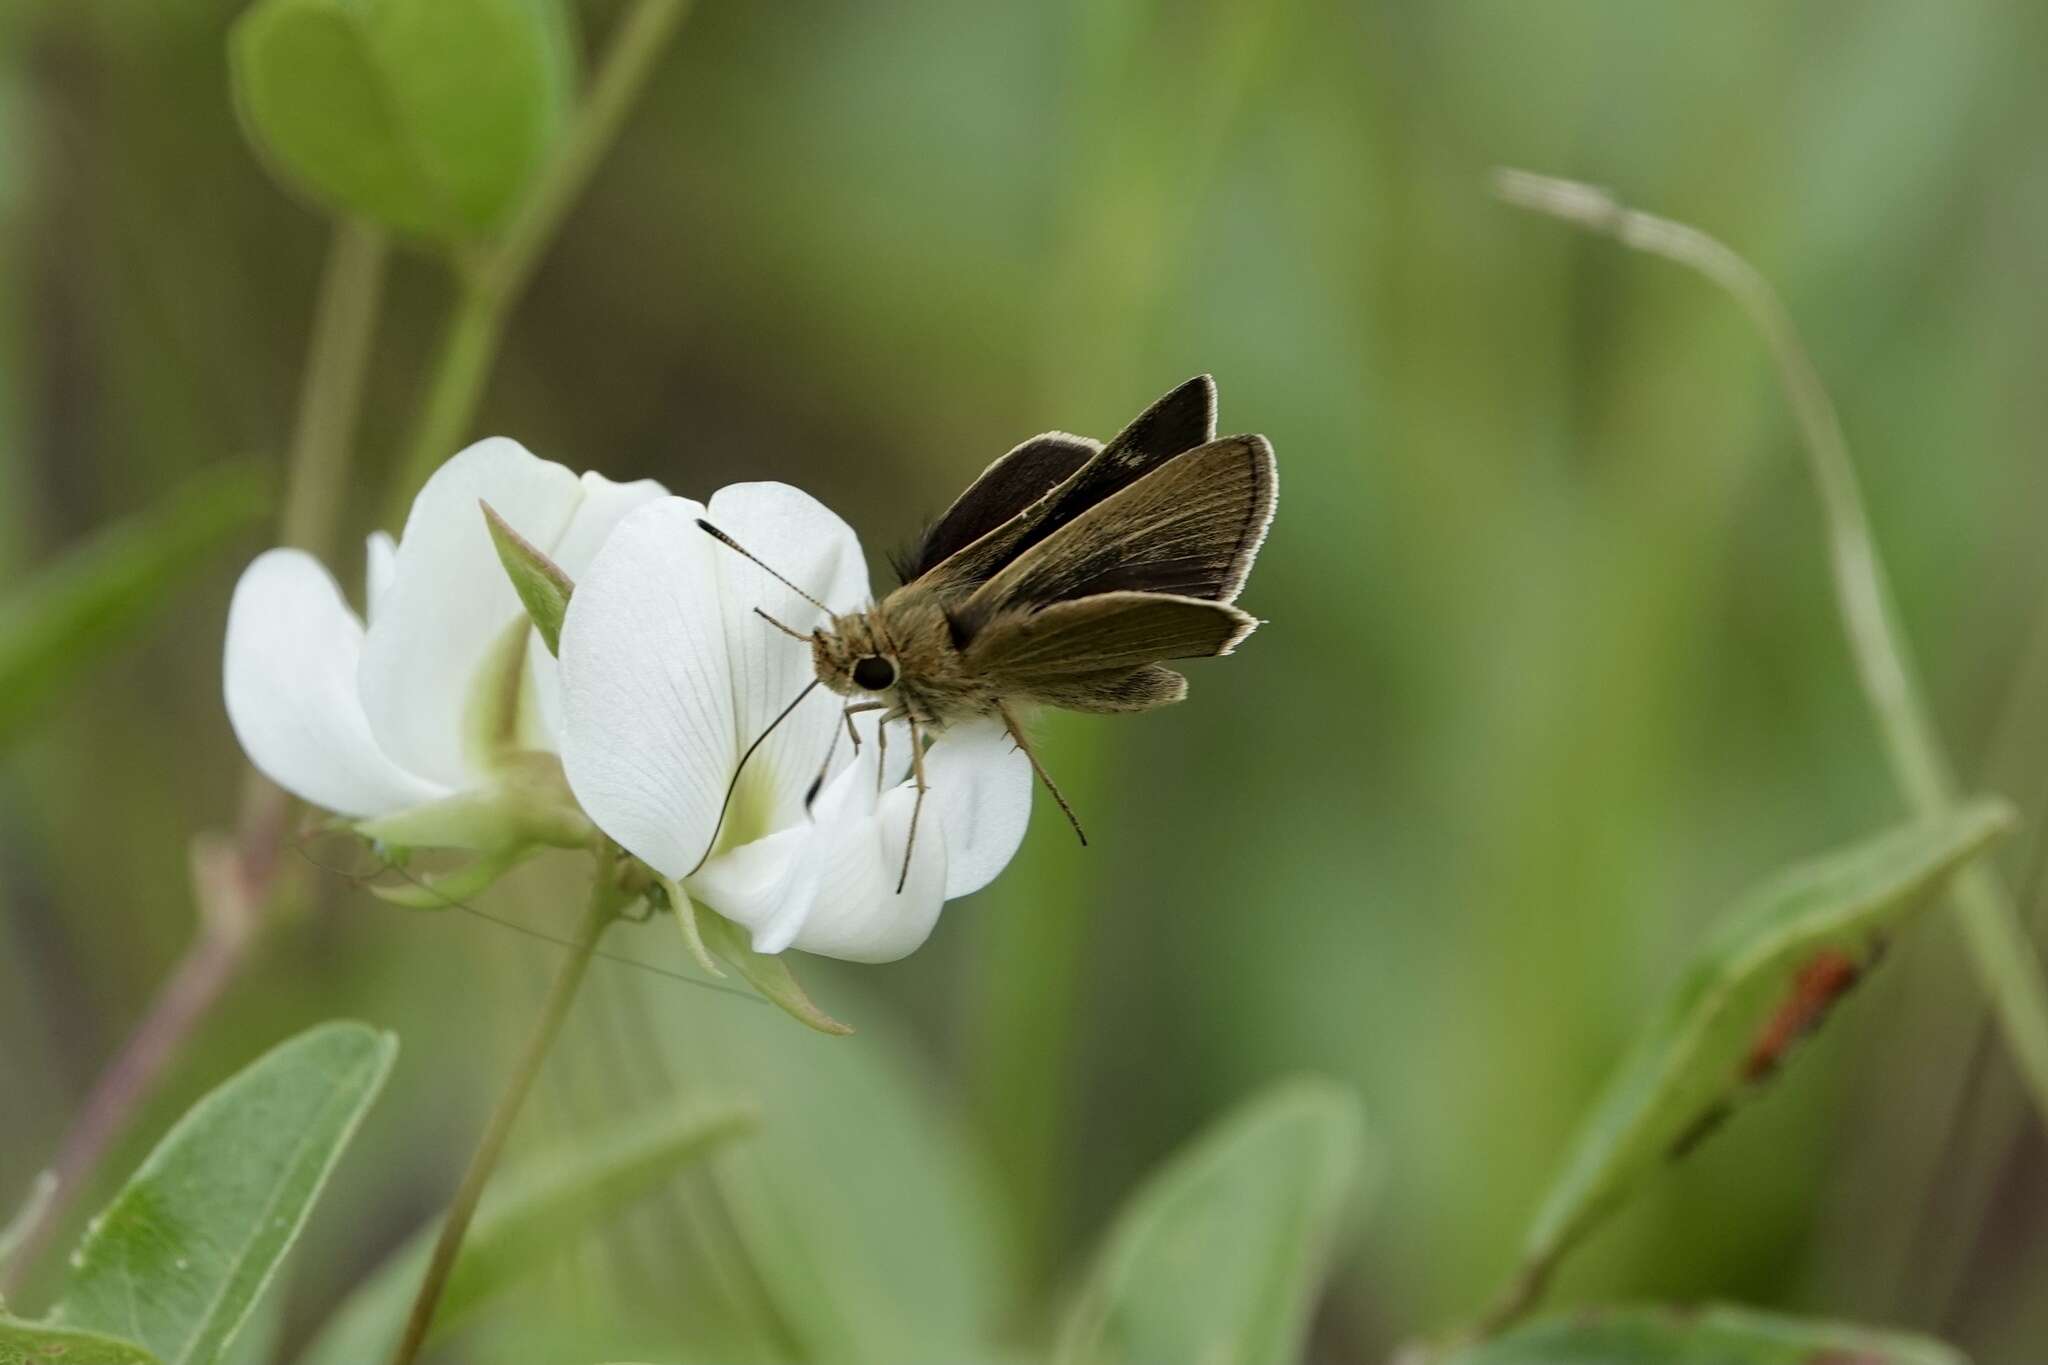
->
997 700 1087 846
895 713 930 895
806 701 886 813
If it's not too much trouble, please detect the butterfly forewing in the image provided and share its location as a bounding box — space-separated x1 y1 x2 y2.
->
949 433 1275 645
896 432 1098 583
909 374 1219 593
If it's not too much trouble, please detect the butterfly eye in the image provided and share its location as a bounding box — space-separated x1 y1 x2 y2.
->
851 655 897 691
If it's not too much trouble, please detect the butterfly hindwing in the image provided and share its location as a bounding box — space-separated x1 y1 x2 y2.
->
968 591 1256 680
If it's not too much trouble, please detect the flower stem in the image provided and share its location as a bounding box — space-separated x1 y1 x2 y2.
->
1493 175 2048 1131
386 849 621 1365
0 219 389 1299
281 219 389 559
386 0 693 514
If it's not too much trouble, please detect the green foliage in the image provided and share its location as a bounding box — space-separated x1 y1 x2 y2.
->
0 1318 161 1365
483 499 574 655
1052 1078 1371 1365
297 1100 755 1365
0 462 267 749
632 971 1008 1364
51 1022 397 1365
228 0 575 243
1512 802 2010 1297
1446 1304 1965 1365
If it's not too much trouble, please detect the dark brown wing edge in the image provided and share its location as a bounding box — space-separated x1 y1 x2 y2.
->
909 375 1219 592
893 432 1098 583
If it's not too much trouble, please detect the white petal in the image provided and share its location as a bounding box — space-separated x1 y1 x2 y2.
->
224 550 448 818
555 471 670 576
690 825 820 953
559 496 734 878
359 438 582 788
522 471 669 751
704 483 873 829
364 531 397 623
785 783 949 962
924 718 1034 898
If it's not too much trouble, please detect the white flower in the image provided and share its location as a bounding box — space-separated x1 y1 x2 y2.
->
558 484 1032 963
223 438 664 847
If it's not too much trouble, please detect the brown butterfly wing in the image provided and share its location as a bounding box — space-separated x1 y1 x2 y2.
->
951 434 1275 645
911 375 1218 593
893 432 1098 584
966 592 1255 712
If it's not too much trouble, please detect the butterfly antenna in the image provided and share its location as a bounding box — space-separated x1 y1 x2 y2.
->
697 519 832 616
689 678 821 875
754 607 810 641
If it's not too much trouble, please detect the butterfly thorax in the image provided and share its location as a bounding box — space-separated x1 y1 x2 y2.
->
810 587 997 728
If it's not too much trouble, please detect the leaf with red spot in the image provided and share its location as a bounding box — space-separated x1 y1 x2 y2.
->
1496 801 2011 1319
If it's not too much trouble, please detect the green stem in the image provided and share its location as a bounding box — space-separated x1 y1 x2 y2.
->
0 220 386 1300
389 280 508 526
1494 169 2048 1126
386 848 621 1365
280 220 389 557
387 0 693 513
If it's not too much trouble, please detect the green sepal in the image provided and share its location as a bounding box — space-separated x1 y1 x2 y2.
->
695 901 853 1036
482 499 574 656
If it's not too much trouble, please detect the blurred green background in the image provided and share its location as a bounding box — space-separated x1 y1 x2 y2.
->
3 0 2047 1360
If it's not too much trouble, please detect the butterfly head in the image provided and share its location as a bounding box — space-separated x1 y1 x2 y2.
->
811 612 899 699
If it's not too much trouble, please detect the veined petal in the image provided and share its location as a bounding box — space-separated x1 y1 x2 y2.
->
923 718 1034 898
703 482 874 831
559 496 734 878
360 438 581 788
523 470 668 749
224 549 447 817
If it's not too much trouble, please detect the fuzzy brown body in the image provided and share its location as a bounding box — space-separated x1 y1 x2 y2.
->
812 592 999 729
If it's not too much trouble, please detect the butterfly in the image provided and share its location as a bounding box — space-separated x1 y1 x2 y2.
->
698 374 1276 889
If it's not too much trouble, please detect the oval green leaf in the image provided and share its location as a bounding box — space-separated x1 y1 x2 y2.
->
51 1021 398 1365
1053 1077 1373 1365
295 1099 754 1365
0 462 268 749
1505 802 2010 1312
229 0 574 242
1447 1303 1966 1365
0 1317 162 1365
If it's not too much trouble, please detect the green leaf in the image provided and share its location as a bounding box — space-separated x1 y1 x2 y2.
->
229 0 575 242
296 1100 754 1365
695 902 854 1037
52 1022 398 1365
0 1317 162 1365
1445 1303 1966 1365
630 972 1009 1363
1508 802 2011 1307
0 462 268 749
482 499 574 655
1053 1077 1372 1365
